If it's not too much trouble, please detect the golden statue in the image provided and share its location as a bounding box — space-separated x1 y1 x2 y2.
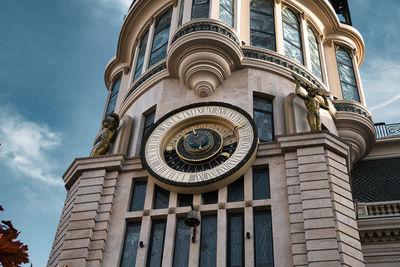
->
293 73 330 132
93 113 120 156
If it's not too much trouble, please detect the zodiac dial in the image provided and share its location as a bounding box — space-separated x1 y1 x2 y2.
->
142 102 258 193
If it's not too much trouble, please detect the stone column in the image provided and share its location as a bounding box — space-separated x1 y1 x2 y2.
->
279 133 364 267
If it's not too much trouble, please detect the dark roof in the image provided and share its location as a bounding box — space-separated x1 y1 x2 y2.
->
352 158 400 202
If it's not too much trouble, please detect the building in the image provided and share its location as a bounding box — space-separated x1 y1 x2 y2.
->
47 0 400 266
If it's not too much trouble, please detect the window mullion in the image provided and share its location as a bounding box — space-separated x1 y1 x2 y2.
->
351 54 365 104
142 22 155 73
300 14 310 69
169 2 180 49
130 42 140 85
274 0 284 53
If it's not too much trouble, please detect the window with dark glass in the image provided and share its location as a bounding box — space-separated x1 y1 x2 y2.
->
105 78 121 117
307 26 322 80
250 0 275 50
173 218 191 267
149 9 172 68
336 47 360 102
228 176 244 202
142 110 155 140
227 213 244 267
220 0 234 27
282 7 303 64
178 0 185 26
199 215 217 267
129 181 147 211
120 222 141 267
202 190 218 204
133 30 149 81
253 96 274 142
191 0 210 20
254 210 274 267
253 168 270 200
153 184 170 209
147 220 167 267
178 194 193 207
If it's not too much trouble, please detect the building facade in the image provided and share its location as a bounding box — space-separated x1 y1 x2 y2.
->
47 0 400 266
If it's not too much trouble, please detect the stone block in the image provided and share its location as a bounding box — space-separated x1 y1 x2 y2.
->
58 258 87 266
297 146 325 156
289 203 303 213
75 194 101 204
331 193 354 210
302 198 332 210
299 171 328 182
301 189 331 200
332 202 355 219
306 238 338 250
68 219 95 230
336 232 362 250
286 159 299 168
290 213 304 223
326 158 348 174
335 212 357 229
304 218 335 229
305 228 336 240
285 152 297 160
288 185 301 194
291 233 306 244
94 221 109 231
81 169 106 179
325 150 347 165
77 185 103 195
79 177 105 187
299 163 327 173
309 261 340 267
298 154 326 165
87 260 102 267
330 184 352 200
98 203 112 213
73 202 99 213
70 211 97 222
286 168 299 177
335 221 359 238
341 252 364 267
63 238 91 250
329 175 351 191
300 180 329 191
59 247 88 260
100 195 113 204
308 249 340 262
65 229 93 240
92 230 107 241
290 222 305 233
95 212 111 222
326 166 349 181
104 178 117 187
287 177 300 186
102 187 115 196
293 253 308 265
303 208 334 219
292 243 307 254
89 240 106 251
88 249 103 260
289 194 302 204
338 242 364 261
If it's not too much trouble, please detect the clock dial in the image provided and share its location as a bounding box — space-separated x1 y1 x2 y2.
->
141 102 258 193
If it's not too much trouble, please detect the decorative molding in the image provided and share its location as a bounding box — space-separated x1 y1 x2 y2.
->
171 21 240 46
334 101 373 122
125 61 167 100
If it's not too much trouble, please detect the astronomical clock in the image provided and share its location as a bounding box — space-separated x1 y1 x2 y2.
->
141 102 258 193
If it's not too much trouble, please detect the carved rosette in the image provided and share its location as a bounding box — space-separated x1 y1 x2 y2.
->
167 20 242 97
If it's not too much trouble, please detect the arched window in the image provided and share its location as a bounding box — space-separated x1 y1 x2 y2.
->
336 47 360 102
191 0 210 20
307 26 322 80
250 0 275 50
105 77 121 117
282 7 303 64
149 9 172 68
220 0 234 27
133 30 149 81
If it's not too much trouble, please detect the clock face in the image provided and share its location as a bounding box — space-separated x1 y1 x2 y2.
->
141 102 258 193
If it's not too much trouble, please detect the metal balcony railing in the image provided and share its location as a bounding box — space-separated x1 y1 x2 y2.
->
374 122 400 138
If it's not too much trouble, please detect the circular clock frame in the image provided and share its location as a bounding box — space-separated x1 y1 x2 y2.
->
141 102 258 193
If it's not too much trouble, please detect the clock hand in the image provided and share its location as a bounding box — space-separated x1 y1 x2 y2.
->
221 152 230 158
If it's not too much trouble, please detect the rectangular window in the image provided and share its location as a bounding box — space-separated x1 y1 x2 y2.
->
202 190 218 204
227 213 244 267
173 218 191 267
133 30 149 81
336 47 360 102
250 0 275 50
147 220 167 267
105 78 121 117
254 210 274 267
142 110 155 141
153 184 170 209
200 215 217 267
191 0 210 20
228 176 244 202
178 0 185 26
253 168 270 200
120 222 141 267
220 0 234 27
253 96 274 142
282 8 303 64
178 194 193 207
149 9 172 68
129 181 147 211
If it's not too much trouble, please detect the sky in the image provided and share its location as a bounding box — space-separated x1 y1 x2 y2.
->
0 0 398 266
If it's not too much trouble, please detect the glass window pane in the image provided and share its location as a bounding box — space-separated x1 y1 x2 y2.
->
227 213 244 267
178 194 193 207
282 8 299 29
191 0 210 19
149 9 172 68
178 0 184 26
130 181 147 211
143 110 155 139
200 215 217 267
253 97 273 112
220 6 234 27
228 176 244 202
173 218 191 267
111 78 121 97
120 222 141 267
336 47 360 102
251 0 273 16
254 210 274 267
253 168 270 200
253 110 274 142
154 185 170 209
250 12 274 34
338 63 357 85
283 23 301 47
134 30 149 81
202 190 218 204
336 48 352 66
147 220 167 267
341 82 360 102
282 8 303 64
284 41 303 64
149 43 168 67
105 93 118 116
250 31 275 51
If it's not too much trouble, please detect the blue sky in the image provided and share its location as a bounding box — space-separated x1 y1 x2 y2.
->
0 0 398 266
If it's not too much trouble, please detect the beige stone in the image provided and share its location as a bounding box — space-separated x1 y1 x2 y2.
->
306 239 338 250
305 228 337 240
308 249 340 262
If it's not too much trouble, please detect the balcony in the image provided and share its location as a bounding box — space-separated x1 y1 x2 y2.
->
374 122 400 138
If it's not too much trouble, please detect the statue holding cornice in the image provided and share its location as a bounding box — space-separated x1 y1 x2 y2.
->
93 113 120 156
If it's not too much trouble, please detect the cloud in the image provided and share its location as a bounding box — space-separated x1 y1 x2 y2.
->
361 57 400 123
0 105 63 185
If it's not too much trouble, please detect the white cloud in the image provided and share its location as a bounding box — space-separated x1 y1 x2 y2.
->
361 58 400 123
0 105 63 185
